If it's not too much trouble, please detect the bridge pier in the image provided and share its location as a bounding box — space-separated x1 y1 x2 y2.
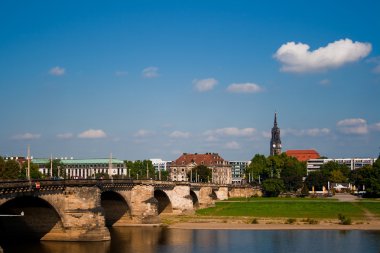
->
130 185 160 224
40 187 110 241
164 185 193 214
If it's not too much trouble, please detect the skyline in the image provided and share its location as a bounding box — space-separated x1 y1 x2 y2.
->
1 1 380 161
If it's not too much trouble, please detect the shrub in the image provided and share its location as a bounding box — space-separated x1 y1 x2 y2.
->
285 218 296 224
338 213 352 225
302 218 319 224
251 218 259 224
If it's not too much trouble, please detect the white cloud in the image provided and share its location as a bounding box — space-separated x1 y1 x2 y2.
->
142 66 159 78
224 141 241 149
336 118 368 135
57 133 74 139
12 133 41 140
370 122 380 131
205 127 256 137
78 129 107 139
134 129 155 138
169 130 190 139
284 128 331 137
193 78 218 92
274 39 372 73
49 66 65 76
367 57 380 74
227 83 263 93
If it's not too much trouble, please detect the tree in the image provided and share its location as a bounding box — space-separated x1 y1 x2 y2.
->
1 160 21 179
246 154 269 182
188 165 211 183
320 161 350 182
280 156 306 192
261 178 285 197
124 160 155 179
20 162 43 179
350 165 380 197
305 171 328 191
0 156 5 178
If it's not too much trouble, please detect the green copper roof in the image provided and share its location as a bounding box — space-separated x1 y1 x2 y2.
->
32 158 124 165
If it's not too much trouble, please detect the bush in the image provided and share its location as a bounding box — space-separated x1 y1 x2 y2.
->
338 213 352 225
251 218 259 224
302 218 319 224
285 218 296 224
262 178 285 197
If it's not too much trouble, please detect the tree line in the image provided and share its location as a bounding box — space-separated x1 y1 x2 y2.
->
247 153 380 198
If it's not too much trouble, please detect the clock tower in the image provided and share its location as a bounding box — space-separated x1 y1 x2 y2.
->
270 112 282 156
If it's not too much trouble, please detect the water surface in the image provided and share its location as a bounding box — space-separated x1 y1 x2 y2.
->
1 227 380 253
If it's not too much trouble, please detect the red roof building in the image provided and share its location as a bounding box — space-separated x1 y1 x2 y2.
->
170 153 231 184
285 150 320 162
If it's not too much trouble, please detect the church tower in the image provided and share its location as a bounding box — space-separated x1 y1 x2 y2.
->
270 112 282 156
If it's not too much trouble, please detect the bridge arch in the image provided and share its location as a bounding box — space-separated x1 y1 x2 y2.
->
211 190 218 200
154 190 172 214
0 196 63 241
190 190 199 209
101 191 131 226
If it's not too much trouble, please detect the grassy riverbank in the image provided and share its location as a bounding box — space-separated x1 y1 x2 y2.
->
195 197 380 220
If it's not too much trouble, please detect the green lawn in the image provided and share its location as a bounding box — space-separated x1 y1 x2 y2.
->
196 198 369 219
357 202 380 217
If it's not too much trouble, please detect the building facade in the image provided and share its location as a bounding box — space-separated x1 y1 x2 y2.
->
32 158 126 179
229 161 250 184
307 158 377 174
270 113 282 156
170 153 232 184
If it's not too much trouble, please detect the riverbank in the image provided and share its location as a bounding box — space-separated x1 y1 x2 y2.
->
168 219 380 230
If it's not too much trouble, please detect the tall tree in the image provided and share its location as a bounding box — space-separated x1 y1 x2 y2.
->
281 156 306 192
124 160 154 179
188 165 211 183
1 160 21 179
246 154 269 182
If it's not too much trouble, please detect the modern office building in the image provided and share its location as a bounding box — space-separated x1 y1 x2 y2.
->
229 161 250 184
149 158 171 172
307 158 377 174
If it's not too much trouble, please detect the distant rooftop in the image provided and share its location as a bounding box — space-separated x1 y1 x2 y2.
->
285 150 320 162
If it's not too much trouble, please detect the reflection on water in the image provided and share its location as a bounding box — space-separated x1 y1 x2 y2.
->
1 227 380 253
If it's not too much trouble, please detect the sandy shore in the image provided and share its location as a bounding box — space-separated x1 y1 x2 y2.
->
169 222 380 230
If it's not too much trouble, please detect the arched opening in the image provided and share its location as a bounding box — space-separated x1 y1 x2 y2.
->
101 191 131 227
190 190 199 209
0 196 62 242
154 190 172 214
210 190 218 200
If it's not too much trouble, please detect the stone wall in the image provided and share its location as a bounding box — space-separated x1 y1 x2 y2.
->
228 187 262 198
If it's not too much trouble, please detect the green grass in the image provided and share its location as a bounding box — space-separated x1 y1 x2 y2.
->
357 202 380 216
196 198 365 219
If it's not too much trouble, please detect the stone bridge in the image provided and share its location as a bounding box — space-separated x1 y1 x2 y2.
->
0 179 260 242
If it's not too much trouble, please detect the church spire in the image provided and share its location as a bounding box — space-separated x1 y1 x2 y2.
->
274 112 278 127
270 112 282 156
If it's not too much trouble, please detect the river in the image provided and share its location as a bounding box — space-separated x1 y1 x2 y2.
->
1 227 380 253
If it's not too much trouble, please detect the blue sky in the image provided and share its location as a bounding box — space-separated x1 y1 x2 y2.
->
1 0 380 161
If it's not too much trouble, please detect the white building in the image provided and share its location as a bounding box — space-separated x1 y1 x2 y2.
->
149 158 171 172
33 158 126 179
307 158 377 174
229 161 250 184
